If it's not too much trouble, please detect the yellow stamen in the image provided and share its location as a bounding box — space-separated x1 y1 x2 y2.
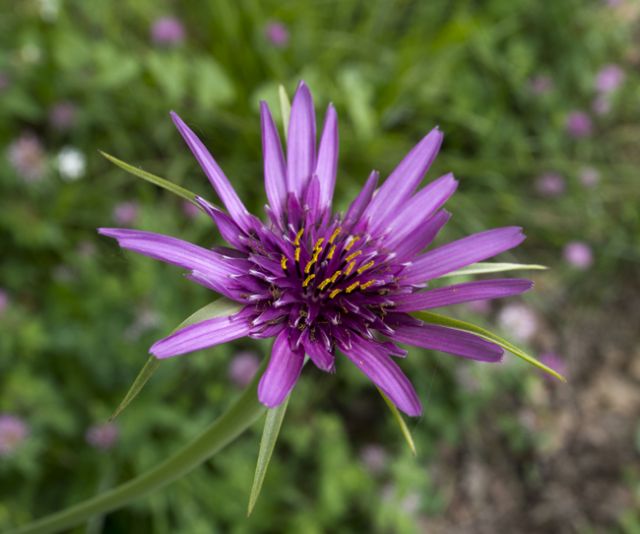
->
329 227 342 244
360 280 376 290
318 278 332 291
329 288 342 299
345 250 362 263
294 247 301 262
303 274 316 287
344 236 360 251
280 255 288 270
344 261 356 276
346 281 360 293
329 270 342 283
327 244 337 260
357 260 375 274
313 237 325 251
304 259 315 274
294 228 304 246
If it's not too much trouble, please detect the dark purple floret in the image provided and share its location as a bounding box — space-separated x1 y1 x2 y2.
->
100 82 531 416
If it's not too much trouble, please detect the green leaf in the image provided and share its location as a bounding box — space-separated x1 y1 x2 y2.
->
110 298 242 420
100 151 202 207
247 395 290 516
413 311 566 382
437 262 548 278
377 388 416 456
278 85 291 136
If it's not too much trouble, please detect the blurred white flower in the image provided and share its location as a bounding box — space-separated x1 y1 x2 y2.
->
497 304 538 342
57 147 86 181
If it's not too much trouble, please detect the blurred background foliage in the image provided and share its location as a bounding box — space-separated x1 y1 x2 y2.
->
1 0 639 532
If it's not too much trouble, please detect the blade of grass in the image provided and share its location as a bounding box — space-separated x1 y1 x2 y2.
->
438 262 547 278
377 388 416 455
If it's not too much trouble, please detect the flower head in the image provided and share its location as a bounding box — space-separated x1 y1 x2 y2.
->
538 353 566 381
535 172 565 197
497 303 538 343
151 17 185 46
563 241 593 269
57 146 86 181
100 82 531 416
565 111 593 138
264 21 289 47
228 351 261 388
113 201 139 225
49 101 77 131
579 167 600 188
7 133 46 182
0 414 29 456
595 64 625 94
86 422 119 451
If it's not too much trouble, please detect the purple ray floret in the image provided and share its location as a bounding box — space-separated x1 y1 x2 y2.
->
100 81 532 416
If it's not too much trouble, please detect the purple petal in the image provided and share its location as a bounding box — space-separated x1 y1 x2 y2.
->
395 279 533 311
342 336 422 417
393 210 450 260
403 227 526 284
286 82 316 198
170 112 251 232
314 104 338 209
98 228 245 281
383 173 458 247
260 102 287 220
391 324 503 362
366 128 443 230
301 331 335 372
150 313 251 358
258 329 305 407
303 175 321 224
194 197 245 250
344 171 379 227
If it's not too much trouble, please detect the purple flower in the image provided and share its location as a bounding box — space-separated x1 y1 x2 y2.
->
228 351 261 388
113 201 139 225
7 133 46 182
99 82 531 416
579 167 600 188
529 74 554 95
592 95 612 116
151 17 185 46
595 64 625 94
565 111 593 138
0 288 8 314
563 241 593 269
49 101 77 131
497 304 538 343
538 353 566 381
182 201 201 219
535 172 565 197
85 422 119 451
264 21 289 47
0 414 29 456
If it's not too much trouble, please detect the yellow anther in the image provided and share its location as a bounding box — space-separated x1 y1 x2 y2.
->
303 274 316 287
294 228 304 246
329 227 342 244
304 258 316 274
344 261 356 276
327 244 337 260
344 236 360 251
329 270 342 283
317 278 332 291
357 260 375 274
280 255 288 271
329 288 342 299
345 250 362 263
360 280 376 290
313 237 325 251
294 247 301 262
346 281 360 294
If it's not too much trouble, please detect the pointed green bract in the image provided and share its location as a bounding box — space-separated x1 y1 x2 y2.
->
100 151 202 207
378 388 417 456
278 85 292 135
438 262 548 279
110 298 242 421
247 395 290 516
413 311 566 382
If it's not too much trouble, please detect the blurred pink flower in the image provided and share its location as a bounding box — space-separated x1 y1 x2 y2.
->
579 167 600 188
592 95 611 116
0 288 8 314
7 133 46 182
538 353 566 381
595 64 625 94
535 172 566 197
360 444 387 475
565 111 593 138
228 351 260 388
497 304 538 342
113 201 139 225
466 299 491 314
529 74 554 95
182 201 200 219
265 21 289 47
0 414 29 456
85 422 119 451
49 101 77 131
151 17 185 46
563 241 593 269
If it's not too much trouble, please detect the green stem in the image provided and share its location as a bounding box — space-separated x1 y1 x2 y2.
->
11 379 266 534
